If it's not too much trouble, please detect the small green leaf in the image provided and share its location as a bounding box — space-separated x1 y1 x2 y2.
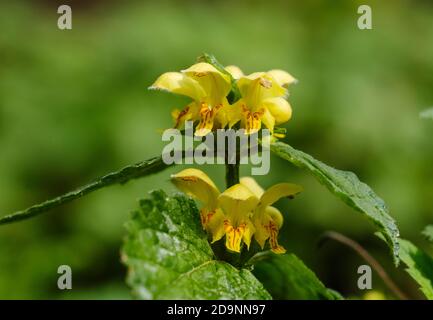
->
0 156 170 226
399 239 433 299
121 190 271 300
422 225 433 243
420 108 433 120
270 141 400 265
251 252 342 300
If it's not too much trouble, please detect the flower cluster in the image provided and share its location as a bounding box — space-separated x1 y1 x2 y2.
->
171 168 302 253
150 62 296 136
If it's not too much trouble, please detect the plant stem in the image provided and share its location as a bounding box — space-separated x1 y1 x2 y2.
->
225 162 240 188
0 156 170 226
319 231 408 300
224 126 240 188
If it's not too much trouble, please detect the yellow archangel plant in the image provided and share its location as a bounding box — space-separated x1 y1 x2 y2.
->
150 62 296 136
171 168 302 254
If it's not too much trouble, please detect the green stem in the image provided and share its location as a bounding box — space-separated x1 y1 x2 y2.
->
225 162 239 188
0 156 171 226
224 123 241 188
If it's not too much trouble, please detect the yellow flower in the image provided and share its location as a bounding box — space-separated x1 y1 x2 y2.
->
241 177 302 253
230 68 297 134
171 168 257 252
150 62 232 136
171 169 302 254
218 184 258 252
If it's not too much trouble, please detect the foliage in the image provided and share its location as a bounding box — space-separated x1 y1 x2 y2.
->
122 190 271 299
251 252 342 300
0 157 169 225
270 141 400 265
121 190 344 299
399 238 433 299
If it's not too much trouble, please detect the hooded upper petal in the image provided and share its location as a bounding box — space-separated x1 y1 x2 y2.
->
240 177 265 198
237 72 286 109
149 72 205 101
171 168 220 209
182 62 231 106
267 69 297 88
218 184 259 225
225 65 244 79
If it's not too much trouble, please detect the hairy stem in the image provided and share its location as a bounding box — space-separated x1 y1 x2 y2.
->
0 156 171 226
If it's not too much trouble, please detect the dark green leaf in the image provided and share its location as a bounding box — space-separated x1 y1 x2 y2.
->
251 252 342 300
0 156 170 226
270 141 400 265
121 190 271 299
399 239 433 299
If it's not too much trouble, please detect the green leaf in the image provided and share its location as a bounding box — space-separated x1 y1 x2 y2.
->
0 156 170 226
420 108 433 120
251 252 342 300
399 239 433 299
121 190 271 300
422 225 433 243
197 53 241 103
270 141 400 265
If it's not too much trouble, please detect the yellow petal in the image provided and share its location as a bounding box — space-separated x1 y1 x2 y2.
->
268 220 286 254
149 72 205 101
171 168 220 208
262 97 292 125
218 184 259 226
253 207 286 253
195 102 222 136
241 104 264 135
182 63 231 106
225 100 243 128
225 65 244 79
267 69 297 88
223 219 253 252
171 102 198 129
265 206 284 229
237 73 286 108
270 243 286 254
261 108 276 133
206 208 226 243
253 220 268 249
224 221 242 252
215 100 236 129
258 183 303 212
218 184 259 214
242 220 256 249
240 177 264 198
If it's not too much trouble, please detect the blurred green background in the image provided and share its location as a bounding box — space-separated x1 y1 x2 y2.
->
1 0 432 299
